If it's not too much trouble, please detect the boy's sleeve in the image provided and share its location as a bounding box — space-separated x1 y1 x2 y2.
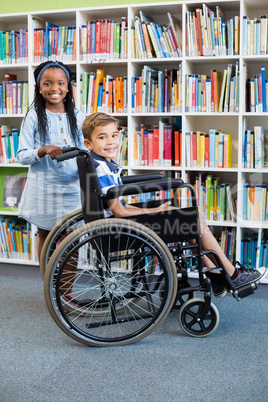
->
95 162 118 195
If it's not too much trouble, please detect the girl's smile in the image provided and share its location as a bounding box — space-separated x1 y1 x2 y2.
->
39 68 68 112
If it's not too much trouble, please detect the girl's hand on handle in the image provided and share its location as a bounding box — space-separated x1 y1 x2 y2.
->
38 146 63 159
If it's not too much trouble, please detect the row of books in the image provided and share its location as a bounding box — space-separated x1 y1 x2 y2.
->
0 217 38 261
0 30 28 64
33 26 76 63
242 15 268 56
115 126 128 167
80 17 128 62
131 11 181 59
246 66 268 112
194 175 236 222
0 125 20 164
241 232 268 269
32 17 76 63
80 69 127 114
131 65 182 114
185 129 232 169
185 63 239 113
243 184 268 221
123 186 181 207
133 119 181 167
0 74 28 115
185 5 239 57
242 126 268 169
218 227 236 264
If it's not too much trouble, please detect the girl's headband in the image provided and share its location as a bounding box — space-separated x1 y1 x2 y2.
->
36 61 70 86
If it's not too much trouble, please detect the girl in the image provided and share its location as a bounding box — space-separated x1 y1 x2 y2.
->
17 61 86 260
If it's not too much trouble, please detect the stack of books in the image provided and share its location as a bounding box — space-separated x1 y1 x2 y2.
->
33 17 76 62
193 174 236 222
243 184 268 221
242 15 268 55
186 4 240 57
0 29 28 64
0 74 28 115
133 119 182 167
81 69 127 114
131 11 182 59
241 232 268 269
185 62 239 113
131 65 182 113
246 66 268 112
185 129 232 169
0 125 20 163
80 17 128 61
242 126 267 169
115 126 128 166
218 227 236 264
0 217 37 261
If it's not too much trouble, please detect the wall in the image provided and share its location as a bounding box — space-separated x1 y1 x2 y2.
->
0 0 178 14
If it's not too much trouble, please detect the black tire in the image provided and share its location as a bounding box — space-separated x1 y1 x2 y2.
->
178 297 219 337
44 218 178 347
39 209 84 279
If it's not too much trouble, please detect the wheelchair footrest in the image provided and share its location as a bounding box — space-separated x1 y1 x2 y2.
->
232 282 257 300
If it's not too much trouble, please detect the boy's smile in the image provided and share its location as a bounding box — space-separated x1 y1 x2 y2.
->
84 123 119 161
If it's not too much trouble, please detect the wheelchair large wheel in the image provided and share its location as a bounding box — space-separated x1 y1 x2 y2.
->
44 218 178 347
178 297 219 337
40 209 84 279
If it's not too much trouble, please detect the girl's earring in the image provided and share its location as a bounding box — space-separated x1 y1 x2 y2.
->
39 91 42 94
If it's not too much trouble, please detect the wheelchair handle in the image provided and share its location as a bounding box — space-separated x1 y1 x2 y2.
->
56 147 88 162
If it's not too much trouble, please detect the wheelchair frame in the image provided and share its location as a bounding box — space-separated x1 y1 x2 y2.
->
42 148 254 347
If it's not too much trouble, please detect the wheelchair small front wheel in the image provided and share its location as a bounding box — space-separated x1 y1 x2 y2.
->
178 297 219 337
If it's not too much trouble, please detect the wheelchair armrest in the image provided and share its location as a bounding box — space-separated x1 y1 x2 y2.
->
121 173 164 184
106 178 184 198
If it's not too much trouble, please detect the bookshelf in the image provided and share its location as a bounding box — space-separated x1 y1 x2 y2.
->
0 0 267 283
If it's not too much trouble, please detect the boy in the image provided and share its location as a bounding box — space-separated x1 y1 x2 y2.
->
82 112 173 218
82 112 266 297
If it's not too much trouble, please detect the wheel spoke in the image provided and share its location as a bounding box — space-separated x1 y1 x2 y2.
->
44 219 177 346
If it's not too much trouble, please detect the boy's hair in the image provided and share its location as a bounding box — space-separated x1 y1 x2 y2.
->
82 112 117 141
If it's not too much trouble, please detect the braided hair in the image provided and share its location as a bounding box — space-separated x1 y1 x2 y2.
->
28 61 78 145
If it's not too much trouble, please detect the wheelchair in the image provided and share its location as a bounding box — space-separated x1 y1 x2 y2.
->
43 148 258 347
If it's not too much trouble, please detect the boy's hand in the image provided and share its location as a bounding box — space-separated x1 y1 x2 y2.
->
157 201 177 211
159 201 172 208
38 146 63 159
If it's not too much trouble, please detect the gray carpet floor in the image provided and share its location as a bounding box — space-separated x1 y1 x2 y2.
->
1 266 268 402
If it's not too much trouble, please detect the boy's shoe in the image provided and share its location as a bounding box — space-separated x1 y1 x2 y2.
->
232 263 266 289
209 283 227 298
205 264 267 298
204 271 227 298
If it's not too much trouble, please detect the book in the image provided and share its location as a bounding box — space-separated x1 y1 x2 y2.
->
226 183 237 222
93 69 106 113
2 175 26 209
167 12 182 56
163 124 172 166
254 126 264 168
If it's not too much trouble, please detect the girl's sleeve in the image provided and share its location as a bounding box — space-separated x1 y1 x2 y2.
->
76 110 87 150
17 111 41 165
